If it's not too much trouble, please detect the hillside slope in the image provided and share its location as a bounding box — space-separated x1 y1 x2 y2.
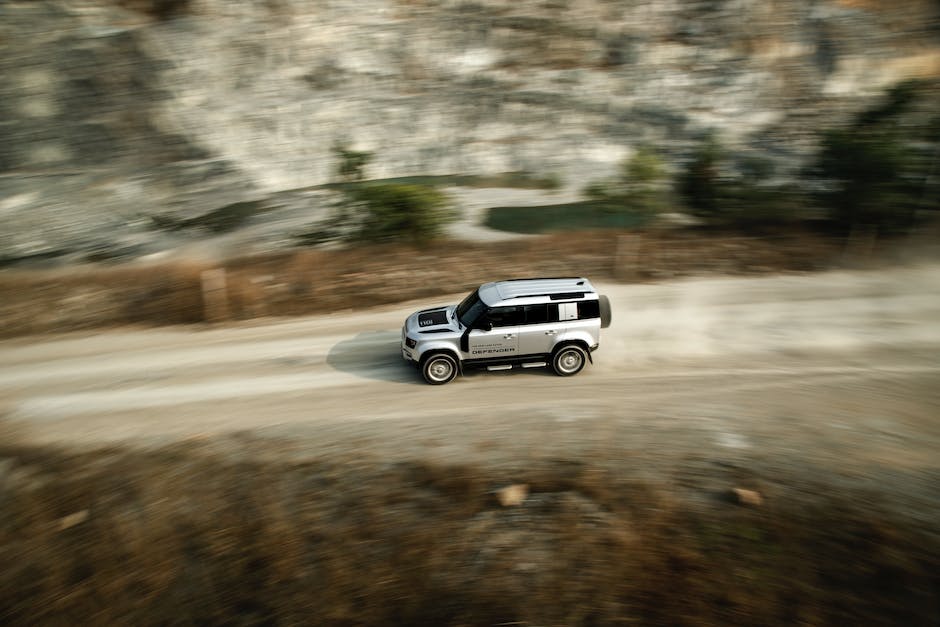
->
1 0 938 263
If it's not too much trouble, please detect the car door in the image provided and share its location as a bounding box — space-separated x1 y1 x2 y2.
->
517 303 560 356
466 306 520 359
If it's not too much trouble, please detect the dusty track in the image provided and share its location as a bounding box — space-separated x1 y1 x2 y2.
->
1 265 938 485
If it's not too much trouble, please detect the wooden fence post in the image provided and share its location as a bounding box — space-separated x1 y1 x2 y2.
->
201 268 229 323
615 234 641 280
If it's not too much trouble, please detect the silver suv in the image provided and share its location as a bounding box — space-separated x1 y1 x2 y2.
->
401 277 611 385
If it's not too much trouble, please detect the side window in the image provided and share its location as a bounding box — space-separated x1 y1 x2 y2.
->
555 300 600 321
547 303 559 322
578 299 600 320
487 306 524 327
522 304 549 325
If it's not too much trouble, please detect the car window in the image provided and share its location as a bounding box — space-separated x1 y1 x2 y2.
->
555 300 600 321
487 306 524 327
456 290 487 327
523 304 549 324
578 300 600 320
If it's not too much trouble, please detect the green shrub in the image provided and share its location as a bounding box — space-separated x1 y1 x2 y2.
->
342 183 455 245
581 146 669 213
623 146 670 213
582 179 623 201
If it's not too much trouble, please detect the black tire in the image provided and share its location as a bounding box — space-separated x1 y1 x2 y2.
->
552 344 587 377
599 295 612 329
421 352 458 385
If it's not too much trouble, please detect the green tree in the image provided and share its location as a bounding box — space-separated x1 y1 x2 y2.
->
331 141 373 183
582 145 669 213
622 146 669 212
811 80 937 235
342 183 454 245
815 129 914 232
678 134 724 217
676 135 808 228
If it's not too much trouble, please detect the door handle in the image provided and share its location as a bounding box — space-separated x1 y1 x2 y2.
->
545 330 557 335
503 334 514 339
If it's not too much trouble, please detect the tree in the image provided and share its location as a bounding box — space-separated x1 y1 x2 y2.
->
676 134 807 228
331 141 373 183
811 80 936 235
582 145 669 213
342 183 455 245
622 146 669 213
678 134 723 217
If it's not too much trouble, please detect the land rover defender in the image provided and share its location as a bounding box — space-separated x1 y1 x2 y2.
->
401 277 611 385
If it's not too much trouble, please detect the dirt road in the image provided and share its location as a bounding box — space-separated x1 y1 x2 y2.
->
3 263 939 627
2 265 939 475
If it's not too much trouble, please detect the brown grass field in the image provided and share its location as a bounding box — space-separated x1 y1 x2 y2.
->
0 432 936 626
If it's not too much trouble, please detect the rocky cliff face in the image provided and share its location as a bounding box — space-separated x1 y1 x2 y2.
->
1 0 938 263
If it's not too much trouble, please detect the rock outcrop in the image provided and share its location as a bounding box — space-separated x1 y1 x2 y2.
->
1 0 938 263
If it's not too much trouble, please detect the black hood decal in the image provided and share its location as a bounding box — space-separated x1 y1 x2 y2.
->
418 308 449 328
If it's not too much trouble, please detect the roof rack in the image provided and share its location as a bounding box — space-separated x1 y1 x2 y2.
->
501 277 584 283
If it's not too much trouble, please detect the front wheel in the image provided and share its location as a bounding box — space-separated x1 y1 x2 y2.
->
422 353 458 385
552 344 587 377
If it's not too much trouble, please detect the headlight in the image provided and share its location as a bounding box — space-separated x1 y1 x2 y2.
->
405 337 417 349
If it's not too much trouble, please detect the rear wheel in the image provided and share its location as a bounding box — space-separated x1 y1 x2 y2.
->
422 353 458 385
552 344 587 377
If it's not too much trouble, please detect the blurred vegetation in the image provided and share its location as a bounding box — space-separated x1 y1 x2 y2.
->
150 200 268 234
810 80 940 236
338 183 455 245
623 146 670 212
677 134 808 229
583 145 671 214
312 83 939 243
568 82 940 236
483 147 668 234
303 145 455 245
331 140 373 183
677 133 724 218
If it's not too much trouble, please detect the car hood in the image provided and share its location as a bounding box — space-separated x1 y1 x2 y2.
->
406 305 461 335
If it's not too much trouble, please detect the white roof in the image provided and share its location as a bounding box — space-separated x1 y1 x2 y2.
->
479 277 596 306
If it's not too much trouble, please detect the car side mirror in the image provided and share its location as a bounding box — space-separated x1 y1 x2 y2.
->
477 320 493 332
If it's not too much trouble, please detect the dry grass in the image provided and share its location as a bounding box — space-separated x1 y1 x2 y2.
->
0 433 936 625
0 261 206 337
0 231 843 339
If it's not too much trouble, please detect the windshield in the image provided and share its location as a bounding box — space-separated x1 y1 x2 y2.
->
455 289 486 328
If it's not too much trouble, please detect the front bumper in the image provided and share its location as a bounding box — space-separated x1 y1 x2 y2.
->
401 326 417 362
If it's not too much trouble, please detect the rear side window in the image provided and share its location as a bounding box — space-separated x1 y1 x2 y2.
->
556 300 600 321
578 299 600 320
512 300 599 325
